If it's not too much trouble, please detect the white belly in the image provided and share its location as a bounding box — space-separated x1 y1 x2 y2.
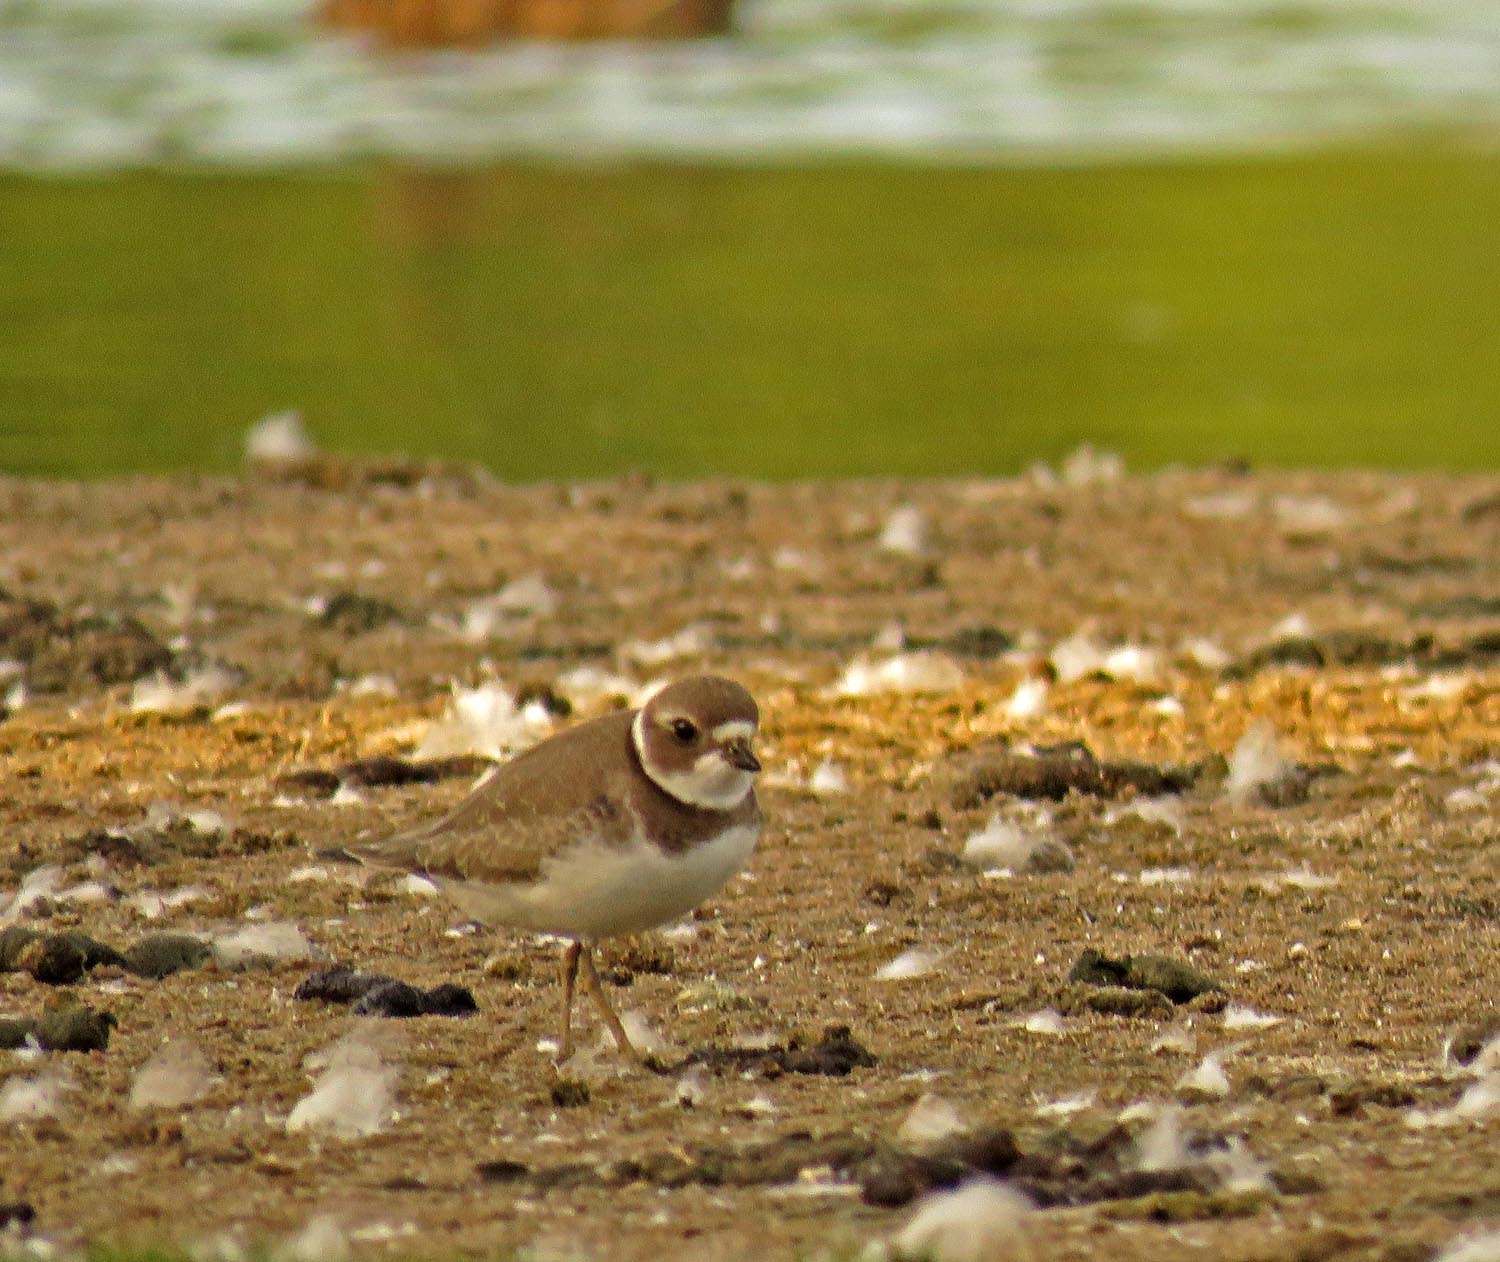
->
439 823 760 940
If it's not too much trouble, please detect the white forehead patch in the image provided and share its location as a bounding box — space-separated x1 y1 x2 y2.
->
711 720 755 742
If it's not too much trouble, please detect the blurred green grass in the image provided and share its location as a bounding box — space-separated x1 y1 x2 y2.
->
1 149 1497 479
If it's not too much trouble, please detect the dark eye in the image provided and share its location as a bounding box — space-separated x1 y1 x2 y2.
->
670 718 697 743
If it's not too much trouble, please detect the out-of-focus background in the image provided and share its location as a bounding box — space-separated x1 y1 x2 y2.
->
1 0 1497 479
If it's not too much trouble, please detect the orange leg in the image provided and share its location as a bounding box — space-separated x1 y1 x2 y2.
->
577 946 644 1064
556 940 582 1062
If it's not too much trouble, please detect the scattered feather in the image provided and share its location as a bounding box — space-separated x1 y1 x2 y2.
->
890 1179 1032 1262
1410 1075 1500 1128
130 665 238 715
1107 797 1185 836
212 921 323 969
897 1093 968 1147
1272 494 1349 535
1050 634 1159 685
130 1039 216 1109
1060 444 1123 486
834 652 963 697
673 1068 707 1109
808 759 849 796
1225 721 1295 805
245 410 317 464
1017 1009 1066 1036
1139 867 1192 885
0 1070 71 1122
1182 637 1232 671
878 504 929 556
1151 1025 1196 1055
1034 1091 1094 1117
1436 1229 1500 1262
286 1035 397 1139
413 681 552 760
0 865 63 923
455 574 557 640
1176 1047 1236 1100
961 817 1073 875
553 666 638 708
622 622 710 666
340 673 398 699
1182 490 1255 520
1222 1004 1282 1031
274 1215 350 1262
875 948 943 982
1004 676 1048 719
128 886 210 920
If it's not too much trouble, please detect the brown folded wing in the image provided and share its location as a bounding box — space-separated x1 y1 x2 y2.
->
349 709 640 885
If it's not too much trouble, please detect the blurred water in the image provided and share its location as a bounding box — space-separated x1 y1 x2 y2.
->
1 0 1498 169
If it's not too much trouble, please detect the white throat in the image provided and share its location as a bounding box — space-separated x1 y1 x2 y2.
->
632 710 756 811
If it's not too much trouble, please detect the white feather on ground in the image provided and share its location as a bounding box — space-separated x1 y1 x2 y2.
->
211 921 323 969
961 817 1072 875
889 1180 1032 1262
1176 1047 1235 1099
130 664 238 715
245 410 317 464
897 1093 968 1148
878 504 929 556
0 1070 71 1122
834 652 963 697
808 759 849 796
1434 1228 1500 1262
1222 1004 1282 1030
286 1035 397 1139
875 948 943 981
412 681 552 760
130 1039 217 1109
0 865 63 923
1004 677 1048 719
274 1214 350 1262
1225 721 1295 804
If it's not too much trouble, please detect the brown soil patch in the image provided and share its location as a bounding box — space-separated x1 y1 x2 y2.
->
1 466 1499 1260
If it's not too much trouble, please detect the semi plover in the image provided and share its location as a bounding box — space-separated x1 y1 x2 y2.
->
344 674 763 1063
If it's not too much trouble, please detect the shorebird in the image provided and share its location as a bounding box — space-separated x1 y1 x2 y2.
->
343 674 763 1063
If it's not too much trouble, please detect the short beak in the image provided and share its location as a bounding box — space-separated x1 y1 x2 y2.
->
725 739 761 773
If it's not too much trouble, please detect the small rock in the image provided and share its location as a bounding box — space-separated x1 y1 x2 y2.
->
351 981 427 1018
35 1003 116 1052
1068 949 1222 1004
124 933 212 980
551 1080 591 1108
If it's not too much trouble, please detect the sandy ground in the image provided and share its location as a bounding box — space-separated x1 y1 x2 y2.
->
2 461 1500 1261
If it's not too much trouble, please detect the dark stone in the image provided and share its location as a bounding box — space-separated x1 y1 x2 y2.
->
279 754 493 797
476 1159 530 1184
294 965 477 1017
421 983 478 1016
550 1080 591 1108
124 933 212 979
1448 1016 1500 1065
0 1017 39 1049
54 932 128 972
0 926 43 971
35 1003 116 1051
26 612 173 693
1069 949 1222 1004
351 981 428 1017
0 1203 35 1230
316 592 405 634
951 741 1198 809
779 1026 878 1077
18 935 88 985
294 964 393 1004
